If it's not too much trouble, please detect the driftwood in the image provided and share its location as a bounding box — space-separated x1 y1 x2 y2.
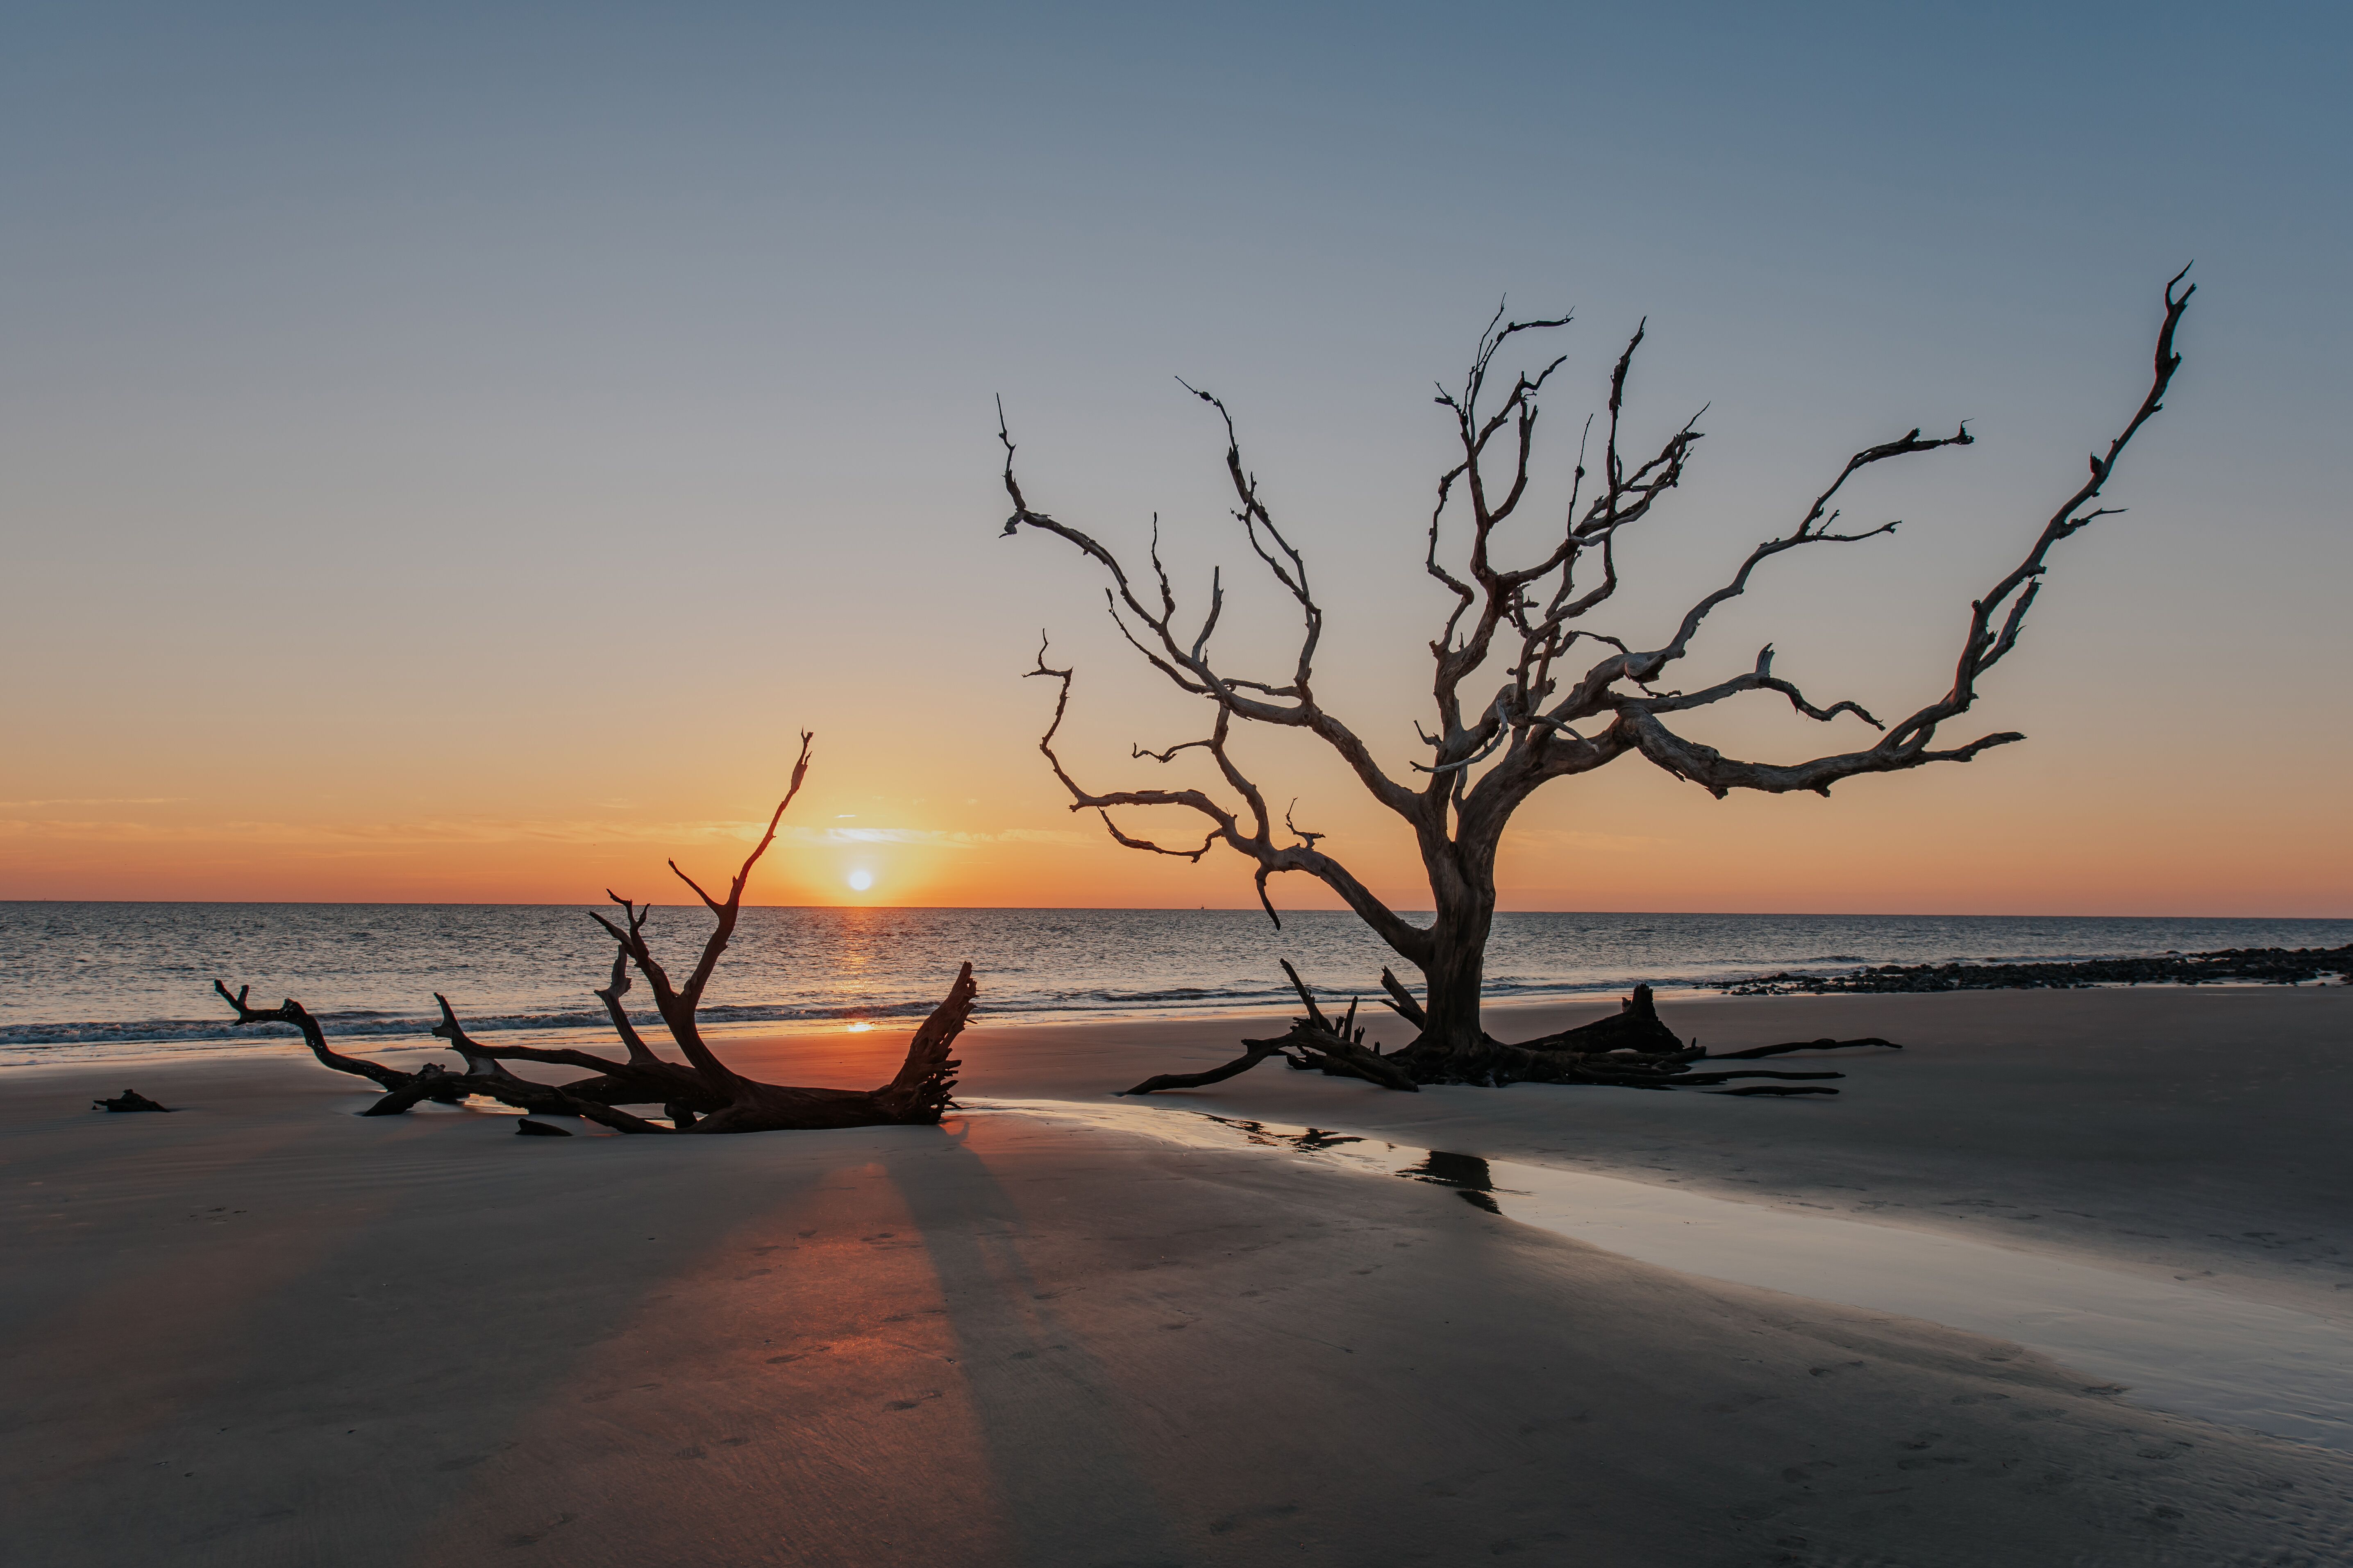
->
214 735 981 1136
93 1089 174 1113
1123 1037 1292 1097
1126 961 1417 1095
1127 977 1896 1096
1710 1036 1901 1060
1003 272 2194 1083
1513 984 1688 1054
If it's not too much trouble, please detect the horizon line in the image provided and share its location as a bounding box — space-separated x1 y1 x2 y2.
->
3 899 2349 923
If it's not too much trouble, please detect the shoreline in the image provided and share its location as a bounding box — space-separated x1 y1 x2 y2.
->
8 964 2345 1070
12 914 2351 1064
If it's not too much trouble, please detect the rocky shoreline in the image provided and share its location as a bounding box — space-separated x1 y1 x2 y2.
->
1721 943 2353 995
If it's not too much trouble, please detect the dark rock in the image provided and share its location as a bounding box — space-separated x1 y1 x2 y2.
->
514 1120 573 1137
1721 943 2353 996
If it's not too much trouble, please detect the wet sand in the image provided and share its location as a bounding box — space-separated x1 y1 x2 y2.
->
918 987 2353 1321
6 988 2351 1564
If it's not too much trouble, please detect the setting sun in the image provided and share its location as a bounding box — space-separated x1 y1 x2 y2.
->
846 869 874 891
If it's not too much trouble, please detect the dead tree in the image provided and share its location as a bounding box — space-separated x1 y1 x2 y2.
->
214 735 979 1134
1003 270 2193 1091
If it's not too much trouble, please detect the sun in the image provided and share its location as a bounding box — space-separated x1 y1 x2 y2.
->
846 868 874 891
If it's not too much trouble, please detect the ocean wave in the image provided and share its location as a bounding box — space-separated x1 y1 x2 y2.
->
0 1000 917 1050
0 971 1766 1050
11 905 2352 1063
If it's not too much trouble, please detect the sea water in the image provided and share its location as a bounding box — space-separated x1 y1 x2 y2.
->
4 902 2348 1066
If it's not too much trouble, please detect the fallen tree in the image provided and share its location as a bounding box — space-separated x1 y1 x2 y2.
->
1003 271 2194 1093
214 735 979 1134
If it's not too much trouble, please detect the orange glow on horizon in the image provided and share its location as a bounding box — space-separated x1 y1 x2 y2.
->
5 700 2348 918
5 777 2347 918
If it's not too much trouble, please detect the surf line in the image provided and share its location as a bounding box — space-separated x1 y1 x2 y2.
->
966 1098 2353 1452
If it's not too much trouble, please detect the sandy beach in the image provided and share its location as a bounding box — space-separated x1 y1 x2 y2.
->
7 987 2352 1565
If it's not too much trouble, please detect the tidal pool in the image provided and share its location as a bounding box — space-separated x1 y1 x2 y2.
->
971 1097 2353 1452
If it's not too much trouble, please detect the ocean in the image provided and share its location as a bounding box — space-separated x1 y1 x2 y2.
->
6 902 2349 1068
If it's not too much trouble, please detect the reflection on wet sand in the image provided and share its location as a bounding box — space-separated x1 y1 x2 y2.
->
1196 1113 1518 1216
973 1097 2353 1450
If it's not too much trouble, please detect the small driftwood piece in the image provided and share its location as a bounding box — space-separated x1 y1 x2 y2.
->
93 1089 174 1113
1708 1036 1902 1060
1123 1037 1291 1097
213 734 982 1136
1376 967 1429 1028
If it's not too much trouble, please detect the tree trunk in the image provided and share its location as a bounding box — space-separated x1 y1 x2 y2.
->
1006 275 2193 1100
1392 829 1501 1081
1119 827 1890 1097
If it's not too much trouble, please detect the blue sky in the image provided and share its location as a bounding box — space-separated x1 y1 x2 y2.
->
3 2 2347 911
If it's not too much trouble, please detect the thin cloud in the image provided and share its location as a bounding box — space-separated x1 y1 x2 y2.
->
0 817 764 846
0 816 1097 850
774 825 1094 850
1505 827 1670 854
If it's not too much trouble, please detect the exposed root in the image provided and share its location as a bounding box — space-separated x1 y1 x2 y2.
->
1127 961 1417 1095
1125 976 1899 1099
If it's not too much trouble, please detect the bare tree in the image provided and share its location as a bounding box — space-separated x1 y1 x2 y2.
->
1001 270 2193 1091
214 735 979 1134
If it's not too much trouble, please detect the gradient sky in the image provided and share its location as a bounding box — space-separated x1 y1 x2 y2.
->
3 2 2347 916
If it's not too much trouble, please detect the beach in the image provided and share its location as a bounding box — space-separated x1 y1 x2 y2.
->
7 987 2351 1565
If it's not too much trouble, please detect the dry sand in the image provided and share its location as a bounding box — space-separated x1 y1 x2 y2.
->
6 987 2351 1565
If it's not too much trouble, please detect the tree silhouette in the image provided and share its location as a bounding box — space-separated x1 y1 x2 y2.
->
1000 270 2192 1091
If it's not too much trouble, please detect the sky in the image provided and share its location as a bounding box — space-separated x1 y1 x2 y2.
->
2 1 2347 916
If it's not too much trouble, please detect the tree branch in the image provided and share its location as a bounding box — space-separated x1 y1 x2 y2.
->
1023 638 1433 963
1618 266 2194 798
